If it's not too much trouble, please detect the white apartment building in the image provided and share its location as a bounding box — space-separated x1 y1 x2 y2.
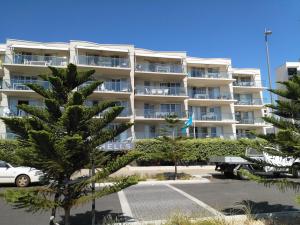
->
0 39 268 141
276 61 300 100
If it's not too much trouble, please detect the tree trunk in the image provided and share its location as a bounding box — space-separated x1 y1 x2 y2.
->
174 160 178 180
64 207 71 225
49 192 60 225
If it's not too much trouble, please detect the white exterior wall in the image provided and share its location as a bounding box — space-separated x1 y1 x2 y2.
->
0 39 269 140
276 62 300 101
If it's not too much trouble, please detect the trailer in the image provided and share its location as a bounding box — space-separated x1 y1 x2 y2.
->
210 148 300 179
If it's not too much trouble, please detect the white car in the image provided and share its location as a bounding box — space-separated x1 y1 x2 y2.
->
0 160 43 187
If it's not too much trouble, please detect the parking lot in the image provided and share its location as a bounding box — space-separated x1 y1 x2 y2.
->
1 176 300 225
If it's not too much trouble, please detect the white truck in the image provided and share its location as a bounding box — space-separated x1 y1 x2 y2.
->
210 148 300 179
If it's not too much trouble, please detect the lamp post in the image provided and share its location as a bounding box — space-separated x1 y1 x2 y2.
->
264 28 274 104
90 149 95 225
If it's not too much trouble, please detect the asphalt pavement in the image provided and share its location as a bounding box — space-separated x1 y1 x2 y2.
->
0 177 300 225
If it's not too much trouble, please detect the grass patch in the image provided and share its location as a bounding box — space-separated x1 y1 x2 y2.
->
104 174 147 182
154 172 192 180
163 213 267 225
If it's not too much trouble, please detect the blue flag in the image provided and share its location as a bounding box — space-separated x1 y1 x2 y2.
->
181 115 193 133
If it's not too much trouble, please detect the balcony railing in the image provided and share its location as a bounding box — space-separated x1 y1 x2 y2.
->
96 107 130 118
0 106 45 117
188 112 235 121
236 118 265 124
79 81 131 93
135 62 184 74
236 133 256 139
188 72 231 79
77 55 130 68
135 85 186 96
234 99 263 105
233 80 265 87
0 79 50 90
135 131 186 139
135 131 234 139
6 54 68 66
135 109 185 119
0 132 17 140
191 132 234 139
189 92 233 100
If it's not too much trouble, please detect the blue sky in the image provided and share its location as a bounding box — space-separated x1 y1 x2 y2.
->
1 0 300 102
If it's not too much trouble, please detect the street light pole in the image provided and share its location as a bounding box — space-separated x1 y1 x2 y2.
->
264 28 274 105
90 150 96 225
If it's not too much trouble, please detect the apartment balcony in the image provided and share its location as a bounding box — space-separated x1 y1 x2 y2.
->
236 133 256 139
4 54 68 73
135 109 185 121
233 80 266 92
78 81 131 98
188 92 236 106
0 79 50 98
134 131 186 139
88 101 131 121
236 118 266 128
189 112 236 125
135 85 187 101
187 72 235 85
234 99 264 110
191 132 235 139
0 104 131 122
0 132 17 140
135 62 185 79
76 55 130 75
0 106 42 117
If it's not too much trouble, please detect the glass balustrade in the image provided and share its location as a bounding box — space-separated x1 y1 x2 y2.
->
135 85 186 96
135 109 185 119
135 62 183 73
188 71 231 79
188 91 232 100
7 54 68 66
0 79 50 90
77 55 130 68
79 81 130 92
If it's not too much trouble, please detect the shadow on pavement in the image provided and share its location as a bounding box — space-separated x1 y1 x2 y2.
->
211 173 231 180
58 210 133 225
0 183 42 188
211 173 296 180
222 200 300 215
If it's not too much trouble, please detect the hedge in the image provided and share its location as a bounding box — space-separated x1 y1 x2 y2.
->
135 138 268 163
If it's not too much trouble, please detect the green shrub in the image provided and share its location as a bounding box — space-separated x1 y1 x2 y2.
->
0 140 23 166
135 138 267 163
154 172 192 180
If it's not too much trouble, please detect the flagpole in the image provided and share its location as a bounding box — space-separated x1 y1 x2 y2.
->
193 112 196 138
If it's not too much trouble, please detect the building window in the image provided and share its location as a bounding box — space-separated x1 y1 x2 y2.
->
287 68 297 76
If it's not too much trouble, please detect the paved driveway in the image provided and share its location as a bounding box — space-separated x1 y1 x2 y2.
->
1 178 300 225
173 179 300 215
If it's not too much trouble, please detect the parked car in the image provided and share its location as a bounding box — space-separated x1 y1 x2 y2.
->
0 160 43 187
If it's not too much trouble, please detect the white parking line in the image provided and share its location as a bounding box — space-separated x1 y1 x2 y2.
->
165 184 223 217
117 190 134 220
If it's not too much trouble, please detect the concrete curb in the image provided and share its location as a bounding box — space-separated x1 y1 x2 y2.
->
137 178 211 185
94 178 211 187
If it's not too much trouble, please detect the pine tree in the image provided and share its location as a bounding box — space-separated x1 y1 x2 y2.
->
244 74 300 201
0 64 140 225
156 114 186 180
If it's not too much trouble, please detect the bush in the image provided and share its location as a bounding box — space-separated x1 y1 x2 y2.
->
0 140 23 166
135 138 267 164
